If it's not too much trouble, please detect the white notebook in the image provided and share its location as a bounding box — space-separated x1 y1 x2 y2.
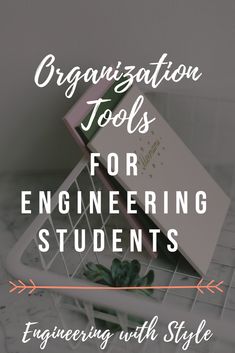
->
87 85 230 276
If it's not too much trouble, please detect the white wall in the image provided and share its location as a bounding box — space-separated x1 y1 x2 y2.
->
1 0 235 172
147 92 235 166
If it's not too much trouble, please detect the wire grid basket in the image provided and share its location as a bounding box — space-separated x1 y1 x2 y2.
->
6 156 235 353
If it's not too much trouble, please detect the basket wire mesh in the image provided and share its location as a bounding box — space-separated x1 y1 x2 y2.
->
6 155 235 353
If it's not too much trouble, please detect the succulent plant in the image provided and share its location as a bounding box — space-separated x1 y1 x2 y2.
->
84 258 154 296
83 258 155 332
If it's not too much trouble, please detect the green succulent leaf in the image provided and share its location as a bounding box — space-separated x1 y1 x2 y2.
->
111 258 122 282
84 262 113 286
84 258 155 295
142 269 155 285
